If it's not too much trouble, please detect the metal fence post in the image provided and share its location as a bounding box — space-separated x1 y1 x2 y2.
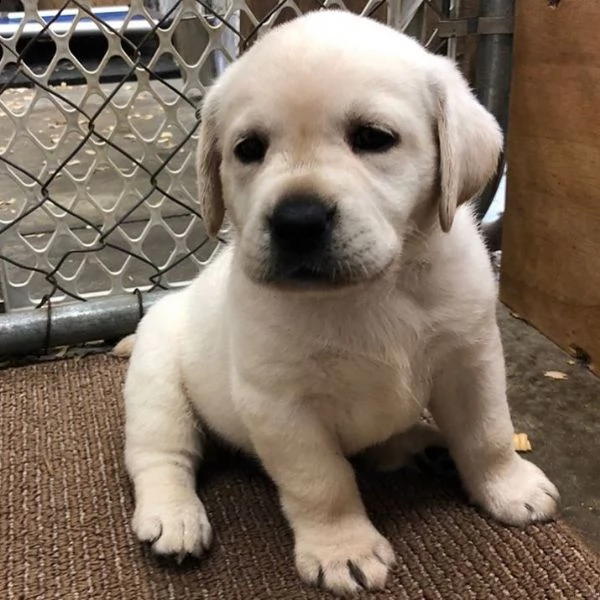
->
473 0 514 229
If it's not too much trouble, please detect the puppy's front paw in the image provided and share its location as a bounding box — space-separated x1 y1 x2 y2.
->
295 520 395 596
132 494 213 560
472 455 559 526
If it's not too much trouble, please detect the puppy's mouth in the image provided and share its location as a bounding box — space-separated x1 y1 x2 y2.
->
267 262 349 289
252 255 392 291
287 265 337 282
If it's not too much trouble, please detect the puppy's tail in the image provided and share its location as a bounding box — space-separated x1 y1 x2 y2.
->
112 334 136 358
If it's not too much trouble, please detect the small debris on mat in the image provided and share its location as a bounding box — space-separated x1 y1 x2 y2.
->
42 454 54 476
54 346 69 358
544 370 568 381
513 433 532 453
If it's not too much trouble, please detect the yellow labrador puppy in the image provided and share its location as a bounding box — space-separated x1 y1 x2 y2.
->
123 11 559 596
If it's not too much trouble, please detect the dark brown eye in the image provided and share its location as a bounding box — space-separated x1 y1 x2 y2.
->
234 135 267 164
350 125 398 154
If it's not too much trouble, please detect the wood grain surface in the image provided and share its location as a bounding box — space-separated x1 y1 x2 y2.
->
500 0 600 374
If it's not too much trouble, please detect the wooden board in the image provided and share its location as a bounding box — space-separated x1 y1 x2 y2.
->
500 0 600 374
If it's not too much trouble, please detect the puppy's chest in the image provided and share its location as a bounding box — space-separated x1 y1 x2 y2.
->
304 345 429 454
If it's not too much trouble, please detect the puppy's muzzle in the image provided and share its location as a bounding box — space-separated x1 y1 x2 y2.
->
267 193 337 282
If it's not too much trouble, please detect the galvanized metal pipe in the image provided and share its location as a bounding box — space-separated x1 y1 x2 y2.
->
474 0 514 226
0 290 170 357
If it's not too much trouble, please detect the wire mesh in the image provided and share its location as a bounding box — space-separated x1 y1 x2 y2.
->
0 0 449 313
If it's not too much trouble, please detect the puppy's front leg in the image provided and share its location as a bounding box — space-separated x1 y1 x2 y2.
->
124 334 212 560
237 382 395 596
430 326 559 525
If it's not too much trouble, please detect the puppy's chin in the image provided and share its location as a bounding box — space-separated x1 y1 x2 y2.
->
241 257 395 293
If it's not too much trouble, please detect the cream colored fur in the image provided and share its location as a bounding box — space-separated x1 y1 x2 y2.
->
122 12 558 596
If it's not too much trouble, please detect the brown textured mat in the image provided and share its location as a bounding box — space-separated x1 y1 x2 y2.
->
1 355 599 600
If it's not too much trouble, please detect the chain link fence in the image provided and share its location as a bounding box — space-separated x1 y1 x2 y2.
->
0 0 511 355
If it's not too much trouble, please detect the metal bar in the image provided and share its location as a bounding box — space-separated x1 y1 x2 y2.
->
437 15 513 38
446 0 460 61
473 0 514 226
0 290 170 357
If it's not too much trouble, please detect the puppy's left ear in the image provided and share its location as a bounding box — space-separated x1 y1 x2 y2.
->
196 86 225 237
433 58 503 232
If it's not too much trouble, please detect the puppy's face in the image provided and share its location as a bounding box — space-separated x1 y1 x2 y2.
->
197 12 502 289
218 51 436 288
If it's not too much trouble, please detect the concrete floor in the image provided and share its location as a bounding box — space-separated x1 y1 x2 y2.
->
499 304 600 554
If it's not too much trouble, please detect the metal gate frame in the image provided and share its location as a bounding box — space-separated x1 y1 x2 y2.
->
0 0 514 357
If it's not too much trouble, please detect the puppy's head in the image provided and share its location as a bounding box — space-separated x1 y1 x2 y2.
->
197 11 502 289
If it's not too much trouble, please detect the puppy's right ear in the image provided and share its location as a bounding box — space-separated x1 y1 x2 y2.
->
432 57 503 232
196 87 225 237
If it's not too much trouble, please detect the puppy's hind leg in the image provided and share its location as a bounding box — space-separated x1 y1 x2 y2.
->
124 297 212 561
359 422 446 472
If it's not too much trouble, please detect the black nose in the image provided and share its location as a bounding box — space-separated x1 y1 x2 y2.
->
269 194 335 255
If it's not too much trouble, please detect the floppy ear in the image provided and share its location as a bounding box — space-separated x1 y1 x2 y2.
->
434 59 503 232
196 86 225 237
